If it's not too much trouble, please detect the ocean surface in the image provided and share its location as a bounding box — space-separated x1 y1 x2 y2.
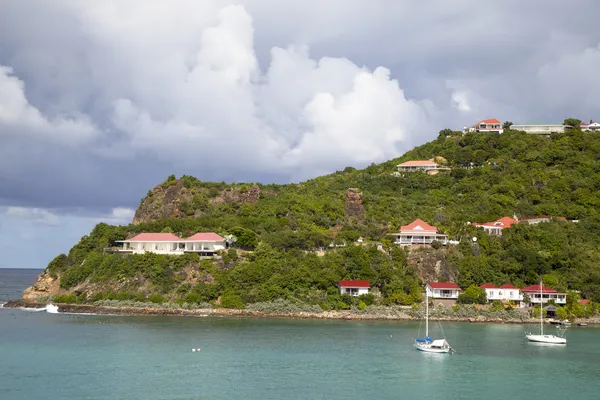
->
1 269 600 400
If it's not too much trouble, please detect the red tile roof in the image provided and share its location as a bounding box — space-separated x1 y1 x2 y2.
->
499 283 519 289
579 299 591 305
480 118 501 124
397 159 438 167
473 216 518 229
125 233 182 242
427 282 461 289
185 232 224 242
479 283 497 289
339 280 370 288
522 284 559 294
401 219 438 232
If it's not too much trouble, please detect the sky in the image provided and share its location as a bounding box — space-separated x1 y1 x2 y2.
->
1 0 600 269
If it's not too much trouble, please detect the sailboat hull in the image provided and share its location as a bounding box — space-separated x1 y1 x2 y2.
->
526 334 567 344
414 343 451 353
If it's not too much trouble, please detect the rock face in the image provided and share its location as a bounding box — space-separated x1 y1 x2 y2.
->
209 185 260 205
133 181 193 224
23 271 60 301
344 188 364 221
407 247 457 283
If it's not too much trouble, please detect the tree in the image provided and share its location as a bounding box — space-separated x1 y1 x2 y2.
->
457 285 487 304
564 118 581 128
503 121 513 130
438 128 454 138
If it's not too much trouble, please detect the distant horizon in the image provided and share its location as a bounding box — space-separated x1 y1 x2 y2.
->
0 266 44 270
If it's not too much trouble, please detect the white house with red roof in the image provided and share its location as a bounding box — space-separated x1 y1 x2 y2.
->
580 121 600 131
521 283 566 305
472 216 518 236
479 283 524 306
338 280 370 296
396 159 449 175
463 118 503 134
116 232 225 255
388 219 448 246
426 282 461 299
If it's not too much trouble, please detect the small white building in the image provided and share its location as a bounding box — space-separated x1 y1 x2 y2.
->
184 232 226 255
509 124 571 135
522 284 567 305
463 118 503 134
338 280 370 296
580 121 600 131
426 282 461 300
389 219 448 246
396 159 449 175
472 216 518 236
479 283 524 306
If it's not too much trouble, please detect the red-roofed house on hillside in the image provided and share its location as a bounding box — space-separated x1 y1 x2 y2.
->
426 282 461 301
338 280 370 296
463 118 503 134
580 121 600 131
579 299 591 305
521 284 566 305
472 216 518 236
479 283 524 306
115 232 225 255
388 219 448 246
396 159 449 175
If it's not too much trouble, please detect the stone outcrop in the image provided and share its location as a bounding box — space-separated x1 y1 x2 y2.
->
23 271 60 301
209 185 260 205
133 181 193 224
344 188 364 221
407 247 457 283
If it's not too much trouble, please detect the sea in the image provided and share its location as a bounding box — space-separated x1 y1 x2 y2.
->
1 268 600 400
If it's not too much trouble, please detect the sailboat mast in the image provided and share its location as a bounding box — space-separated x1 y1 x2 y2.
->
425 288 429 337
540 279 543 335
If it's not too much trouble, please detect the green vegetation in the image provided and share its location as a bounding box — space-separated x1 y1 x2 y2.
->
42 128 600 310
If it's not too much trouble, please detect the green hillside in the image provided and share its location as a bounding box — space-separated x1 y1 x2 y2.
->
41 128 600 308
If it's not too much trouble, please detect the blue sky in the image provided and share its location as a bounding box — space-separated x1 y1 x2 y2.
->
1 0 600 268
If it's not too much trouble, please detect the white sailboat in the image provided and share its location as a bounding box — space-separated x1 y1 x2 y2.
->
413 289 452 353
525 279 567 345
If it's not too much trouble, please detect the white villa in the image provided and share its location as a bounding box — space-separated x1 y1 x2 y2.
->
115 232 226 256
472 216 518 236
338 280 370 296
479 283 524 307
509 124 571 134
580 121 600 131
396 159 449 175
389 219 448 246
426 282 461 300
521 284 567 305
463 118 503 134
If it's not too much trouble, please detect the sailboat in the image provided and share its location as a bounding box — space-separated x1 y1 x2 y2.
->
525 279 567 345
413 289 452 353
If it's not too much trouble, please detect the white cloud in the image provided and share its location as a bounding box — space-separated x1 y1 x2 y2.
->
4 206 60 226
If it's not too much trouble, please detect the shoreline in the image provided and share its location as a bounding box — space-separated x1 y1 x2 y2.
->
4 299 600 324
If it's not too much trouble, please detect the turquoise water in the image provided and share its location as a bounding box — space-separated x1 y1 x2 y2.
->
1 270 600 400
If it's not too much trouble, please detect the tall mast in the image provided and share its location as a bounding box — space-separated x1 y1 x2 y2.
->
540 278 543 335
425 287 429 338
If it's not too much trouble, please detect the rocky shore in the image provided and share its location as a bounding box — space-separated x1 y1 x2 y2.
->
5 299 600 324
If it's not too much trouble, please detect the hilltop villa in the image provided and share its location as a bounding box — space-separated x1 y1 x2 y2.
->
396 158 449 175
580 121 600 131
389 219 448 246
521 284 567 305
338 280 370 296
472 216 518 236
479 283 524 307
115 232 226 256
463 118 503 134
509 124 571 134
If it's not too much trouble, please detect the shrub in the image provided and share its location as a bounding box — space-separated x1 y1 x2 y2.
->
148 294 166 304
220 293 245 309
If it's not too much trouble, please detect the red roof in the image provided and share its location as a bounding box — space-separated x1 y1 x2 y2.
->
473 216 517 229
401 219 438 232
185 232 224 242
522 284 559 294
579 299 591 305
499 283 519 289
397 159 438 167
125 233 182 242
339 280 370 288
427 282 461 289
480 118 501 124
479 283 497 289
